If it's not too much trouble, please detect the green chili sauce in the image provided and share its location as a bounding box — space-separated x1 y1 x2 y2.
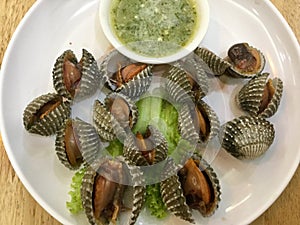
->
110 0 199 57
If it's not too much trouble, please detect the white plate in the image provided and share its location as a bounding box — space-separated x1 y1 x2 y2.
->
1 0 300 225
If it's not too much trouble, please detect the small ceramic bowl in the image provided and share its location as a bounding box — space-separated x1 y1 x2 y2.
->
99 0 209 64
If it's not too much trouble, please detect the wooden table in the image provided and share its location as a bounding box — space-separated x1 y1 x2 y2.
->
0 0 299 224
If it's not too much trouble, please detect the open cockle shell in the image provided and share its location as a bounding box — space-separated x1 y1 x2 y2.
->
123 125 168 166
194 47 231 76
55 118 104 170
99 48 132 90
181 57 209 100
237 73 283 118
221 115 275 159
116 64 153 100
125 164 147 225
225 43 266 78
165 58 209 104
81 158 126 225
160 174 195 224
23 93 71 136
104 92 138 130
52 49 101 101
55 118 83 170
165 63 196 104
99 49 153 99
92 99 126 142
178 100 220 145
93 92 138 142
178 154 221 217
81 157 147 225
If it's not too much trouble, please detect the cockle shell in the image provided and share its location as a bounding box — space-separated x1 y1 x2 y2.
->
99 49 152 99
181 57 209 100
194 47 231 76
125 164 146 225
104 92 138 129
81 158 125 225
52 49 101 101
93 92 138 142
177 154 221 217
123 125 168 166
160 174 194 223
55 118 83 170
165 63 195 104
23 93 71 136
221 115 275 159
81 158 146 225
116 64 153 100
178 100 220 145
225 43 266 78
93 99 126 142
55 118 103 170
165 58 208 104
237 73 283 118
99 49 132 90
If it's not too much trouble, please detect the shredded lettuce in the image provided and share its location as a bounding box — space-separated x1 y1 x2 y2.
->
133 96 181 154
66 167 86 214
105 139 123 157
146 184 168 219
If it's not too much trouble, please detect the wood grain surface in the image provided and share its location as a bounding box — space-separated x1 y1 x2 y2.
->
0 0 299 225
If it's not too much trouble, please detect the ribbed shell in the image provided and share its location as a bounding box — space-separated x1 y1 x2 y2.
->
75 49 102 100
178 100 220 145
181 57 209 100
23 93 71 136
237 73 283 118
165 59 209 104
221 116 275 159
225 43 266 78
123 125 168 166
99 49 132 88
117 65 153 100
81 158 125 225
55 118 103 170
92 99 125 142
126 164 146 225
81 162 98 225
194 47 231 76
52 49 101 101
165 63 195 104
178 104 199 144
160 175 194 223
123 133 150 167
72 118 104 166
104 92 138 130
190 154 221 217
52 50 77 100
123 135 151 225
55 118 81 170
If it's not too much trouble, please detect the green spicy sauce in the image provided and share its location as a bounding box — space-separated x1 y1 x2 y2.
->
110 0 199 57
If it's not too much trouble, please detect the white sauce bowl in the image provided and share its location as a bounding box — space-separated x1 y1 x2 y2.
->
99 0 210 64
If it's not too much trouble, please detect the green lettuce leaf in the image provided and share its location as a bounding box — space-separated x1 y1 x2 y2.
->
105 139 123 157
146 184 168 219
133 96 181 154
66 167 86 214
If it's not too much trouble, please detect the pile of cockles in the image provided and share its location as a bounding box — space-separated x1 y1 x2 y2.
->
22 42 283 225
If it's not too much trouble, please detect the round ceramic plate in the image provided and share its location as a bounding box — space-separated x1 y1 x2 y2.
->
1 0 300 225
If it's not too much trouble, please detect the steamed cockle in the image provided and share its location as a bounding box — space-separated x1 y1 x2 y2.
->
52 49 101 101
